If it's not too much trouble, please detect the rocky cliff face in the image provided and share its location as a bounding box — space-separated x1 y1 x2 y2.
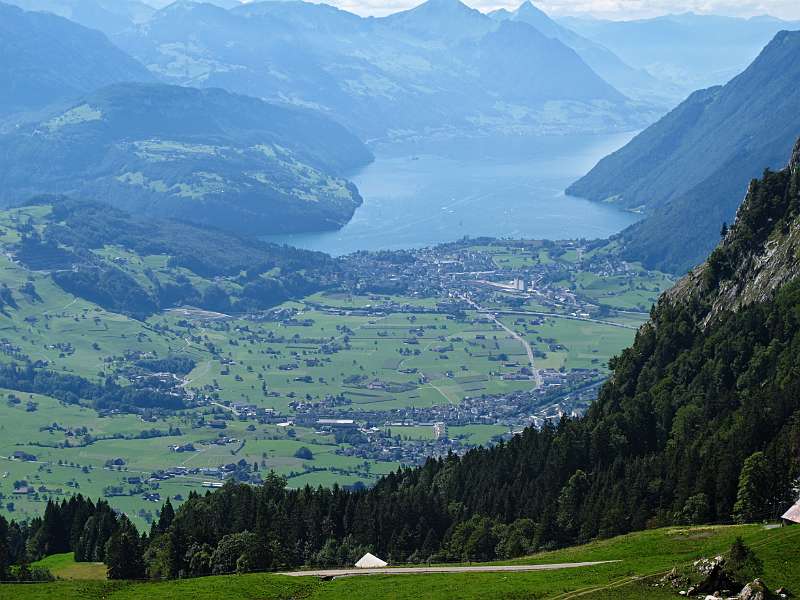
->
666 138 800 325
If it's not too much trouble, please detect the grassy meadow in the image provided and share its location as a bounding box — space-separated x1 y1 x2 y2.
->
2 524 798 600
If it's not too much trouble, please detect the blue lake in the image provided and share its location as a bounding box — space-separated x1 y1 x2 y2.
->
265 132 640 256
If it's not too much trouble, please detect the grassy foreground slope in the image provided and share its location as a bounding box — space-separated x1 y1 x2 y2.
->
4 524 799 600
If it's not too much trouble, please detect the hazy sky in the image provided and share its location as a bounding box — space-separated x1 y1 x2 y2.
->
305 0 800 20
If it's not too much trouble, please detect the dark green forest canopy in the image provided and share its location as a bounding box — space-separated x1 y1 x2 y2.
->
40 198 338 278
13 198 339 318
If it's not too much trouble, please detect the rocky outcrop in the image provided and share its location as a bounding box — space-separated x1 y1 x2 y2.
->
790 138 800 172
738 579 770 600
664 136 800 326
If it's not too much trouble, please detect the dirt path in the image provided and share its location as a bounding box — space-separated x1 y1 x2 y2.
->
280 561 619 578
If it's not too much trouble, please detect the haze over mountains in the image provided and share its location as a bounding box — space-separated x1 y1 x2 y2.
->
0 2 153 123
562 12 800 96
569 30 800 274
491 2 669 104
104 0 649 141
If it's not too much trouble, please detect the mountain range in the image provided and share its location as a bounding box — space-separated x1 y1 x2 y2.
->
105 0 651 141
568 30 800 273
0 83 372 235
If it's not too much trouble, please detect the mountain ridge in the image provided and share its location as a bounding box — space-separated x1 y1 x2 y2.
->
491 1 664 102
568 29 800 273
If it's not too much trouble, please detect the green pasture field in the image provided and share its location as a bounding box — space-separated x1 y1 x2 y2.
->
502 316 638 372
32 553 107 580
165 308 535 413
573 270 673 312
386 424 507 445
0 388 403 526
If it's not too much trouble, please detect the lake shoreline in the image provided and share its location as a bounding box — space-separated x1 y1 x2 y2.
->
264 132 641 256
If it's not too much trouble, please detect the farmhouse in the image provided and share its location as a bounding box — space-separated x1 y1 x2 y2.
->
12 451 37 462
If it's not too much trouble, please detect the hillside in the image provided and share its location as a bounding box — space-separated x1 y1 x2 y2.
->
110 0 649 141
568 30 800 273
124 139 800 568
0 198 338 319
0 83 372 235
0 1 153 123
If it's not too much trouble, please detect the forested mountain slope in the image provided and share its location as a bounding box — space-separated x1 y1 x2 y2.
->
568 30 800 273
1 197 339 319
0 1 153 123
0 83 372 235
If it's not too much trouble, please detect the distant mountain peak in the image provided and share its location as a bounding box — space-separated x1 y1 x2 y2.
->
516 1 546 16
382 0 491 38
414 0 474 12
399 0 483 19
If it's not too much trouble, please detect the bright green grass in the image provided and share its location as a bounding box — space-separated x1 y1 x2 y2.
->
32 553 107 580
4 525 799 600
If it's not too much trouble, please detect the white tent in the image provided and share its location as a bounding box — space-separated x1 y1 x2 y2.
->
782 499 800 525
354 552 388 568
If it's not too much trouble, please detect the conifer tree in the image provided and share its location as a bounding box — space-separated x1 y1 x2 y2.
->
106 516 145 580
0 515 9 580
